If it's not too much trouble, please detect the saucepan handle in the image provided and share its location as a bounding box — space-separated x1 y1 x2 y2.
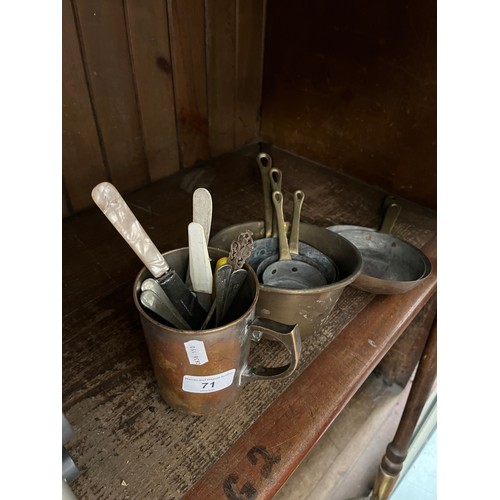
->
241 317 302 383
378 196 402 234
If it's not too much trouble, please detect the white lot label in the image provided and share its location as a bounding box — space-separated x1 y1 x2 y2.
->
182 369 236 394
184 340 209 365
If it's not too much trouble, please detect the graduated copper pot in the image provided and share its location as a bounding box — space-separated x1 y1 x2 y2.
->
327 201 432 294
210 221 362 339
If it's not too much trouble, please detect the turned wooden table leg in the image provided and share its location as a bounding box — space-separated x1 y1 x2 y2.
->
371 315 437 500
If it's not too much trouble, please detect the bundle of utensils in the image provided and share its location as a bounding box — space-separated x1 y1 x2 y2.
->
91 182 253 331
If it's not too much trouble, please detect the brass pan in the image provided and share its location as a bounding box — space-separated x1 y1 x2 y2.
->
327 201 431 294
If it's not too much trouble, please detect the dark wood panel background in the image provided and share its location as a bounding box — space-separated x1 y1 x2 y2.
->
63 0 436 215
260 0 437 209
62 0 266 215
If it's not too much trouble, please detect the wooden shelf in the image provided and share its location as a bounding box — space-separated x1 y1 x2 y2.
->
274 370 411 500
62 144 436 499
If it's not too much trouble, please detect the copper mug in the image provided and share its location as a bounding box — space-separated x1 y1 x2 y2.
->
133 247 301 415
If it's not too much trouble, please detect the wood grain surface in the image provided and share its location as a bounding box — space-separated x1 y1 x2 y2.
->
63 145 436 499
260 0 437 209
185 239 436 499
206 0 237 155
375 294 437 387
62 0 266 215
73 0 148 192
235 0 267 145
167 0 211 168
63 0 434 217
62 0 107 213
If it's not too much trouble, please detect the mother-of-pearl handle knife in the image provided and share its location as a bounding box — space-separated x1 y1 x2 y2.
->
91 182 206 329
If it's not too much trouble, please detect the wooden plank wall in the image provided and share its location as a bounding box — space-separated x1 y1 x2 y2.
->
260 0 437 210
62 0 266 216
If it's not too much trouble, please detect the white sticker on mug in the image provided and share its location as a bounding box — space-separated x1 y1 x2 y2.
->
184 340 209 366
182 369 236 394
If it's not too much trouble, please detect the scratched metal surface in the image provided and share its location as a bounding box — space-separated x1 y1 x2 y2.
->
62 145 436 499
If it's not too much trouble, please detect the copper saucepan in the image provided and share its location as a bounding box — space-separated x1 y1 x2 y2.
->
261 190 327 289
250 156 337 282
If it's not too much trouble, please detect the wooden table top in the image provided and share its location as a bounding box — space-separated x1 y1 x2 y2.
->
62 144 436 499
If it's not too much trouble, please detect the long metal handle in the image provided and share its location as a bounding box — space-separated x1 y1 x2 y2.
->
269 167 282 237
221 269 248 323
91 182 169 278
241 317 301 383
289 190 304 255
272 191 291 261
215 264 232 327
378 202 402 234
257 153 273 238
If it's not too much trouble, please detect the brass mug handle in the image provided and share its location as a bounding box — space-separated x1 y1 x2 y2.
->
241 317 302 383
